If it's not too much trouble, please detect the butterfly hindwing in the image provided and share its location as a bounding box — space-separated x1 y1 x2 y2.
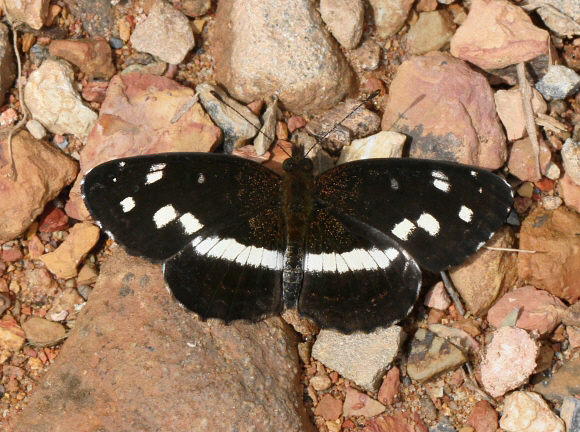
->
298 206 421 333
164 209 285 322
314 158 513 273
82 153 282 261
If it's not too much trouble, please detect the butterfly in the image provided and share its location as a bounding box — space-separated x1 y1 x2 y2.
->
81 141 513 334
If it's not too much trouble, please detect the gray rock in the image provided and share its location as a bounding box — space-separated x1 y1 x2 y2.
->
196 83 261 153
525 0 580 37
367 0 414 39
406 329 467 383
312 326 405 391
429 416 456 432
536 65 580 101
23 59 98 140
353 40 382 71
562 139 580 186
534 356 580 403
25 119 47 140
0 24 15 107
213 0 355 113
319 0 364 49
130 0 195 64
253 97 280 156
561 396 580 432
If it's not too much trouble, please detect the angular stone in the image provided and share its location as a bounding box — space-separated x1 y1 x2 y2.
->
49 38 116 79
495 87 547 141
367 0 414 39
562 139 580 186
319 0 364 49
534 356 580 403
536 66 580 101
21 317 66 346
405 10 454 56
343 387 385 418
500 391 565 432
2 0 49 30
338 131 405 164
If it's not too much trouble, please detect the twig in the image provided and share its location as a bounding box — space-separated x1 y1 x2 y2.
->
5 26 29 181
440 270 465 316
516 62 541 181
171 92 199 123
484 246 538 253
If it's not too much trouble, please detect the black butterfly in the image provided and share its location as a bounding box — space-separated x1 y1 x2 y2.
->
82 147 513 333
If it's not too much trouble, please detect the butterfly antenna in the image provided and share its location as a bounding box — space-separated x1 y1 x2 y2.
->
383 94 425 132
209 90 292 158
303 90 381 158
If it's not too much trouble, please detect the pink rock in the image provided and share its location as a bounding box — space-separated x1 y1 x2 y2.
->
377 366 400 406
381 52 507 169
1 245 23 262
560 174 580 213
487 286 567 336
507 137 551 181
450 0 550 70
314 394 343 421
49 38 116 80
481 327 538 398
81 81 109 103
519 207 580 303
287 116 307 133
567 326 580 349
38 204 69 232
65 73 222 220
0 131 78 241
494 88 547 141
500 391 565 432
363 411 428 432
467 400 498 432
424 281 451 310
343 387 385 418
27 235 45 259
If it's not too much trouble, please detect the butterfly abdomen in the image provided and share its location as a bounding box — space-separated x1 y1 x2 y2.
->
281 157 316 309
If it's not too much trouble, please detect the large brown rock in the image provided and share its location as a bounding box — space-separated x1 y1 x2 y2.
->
0 131 78 241
518 207 580 303
381 52 507 169
11 249 314 432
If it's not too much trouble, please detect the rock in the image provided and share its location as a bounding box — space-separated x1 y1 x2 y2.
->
353 40 381 71
343 386 385 418
481 327 538 398
449 226 518 316
312 326 405 391
467 401 498 432
424 281 451 310
173 0 211 17
427 324 479 353
560 174 580 213
518 207 580 303
1 245 23 262
430 417 456 432
47 288 84 321
309 374 332 391
560 396 580 432
64 0 116 38
377 366 400 406
0 24 15 107
130 0 195 64
49 38 116 80
507 137 551 181
314 394 343 421
0 318 26 352
406 329 467 383
487 286 567 336
562 139 580 186
405 10 454 55
530 0 580 37
11 249 315 431
567 326 580 349
38 203 69 232
536 65 580 101
25 119 46 140
197 82 260 153
2 0 49 30
500 391 565 432
0 131 78 242
253 98 280 156
21 317 66 346
40 222 100 279
65 73 222 220
362 411 428 432
533 356 580 403
381 52 507 169
562 301 580 327
24 59 98 140
213 0 355 113
494 88 547 141
338 131 406 164
81 81 109 103
450 0 550 70
367 0 414 39
319 0 364 49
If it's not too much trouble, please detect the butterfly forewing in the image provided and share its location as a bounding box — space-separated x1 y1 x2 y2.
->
314 158 513 273
82 153 282 261
298 207 421 333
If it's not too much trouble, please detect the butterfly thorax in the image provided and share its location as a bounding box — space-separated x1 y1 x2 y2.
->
280 155 315 309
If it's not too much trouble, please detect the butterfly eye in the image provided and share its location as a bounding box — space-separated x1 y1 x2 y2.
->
300 158 313 172
283 159 297 172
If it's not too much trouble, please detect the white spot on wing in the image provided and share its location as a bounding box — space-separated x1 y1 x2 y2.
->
198 173 205 184
392 218 416 241
385 248 399 260
336 254 348 273
119 161 126 167
341 249 365 271
368 248 390 268
120 196 135 213
391 178 399 190
417 212 440 236
179 213 203 234
153 204 178 228
433 179 450 192
306 253 323 272
150 163 166 172
146 171 163 184
471 170 477 177
459 205 473 223
432 170 448 181
322 253 337 273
